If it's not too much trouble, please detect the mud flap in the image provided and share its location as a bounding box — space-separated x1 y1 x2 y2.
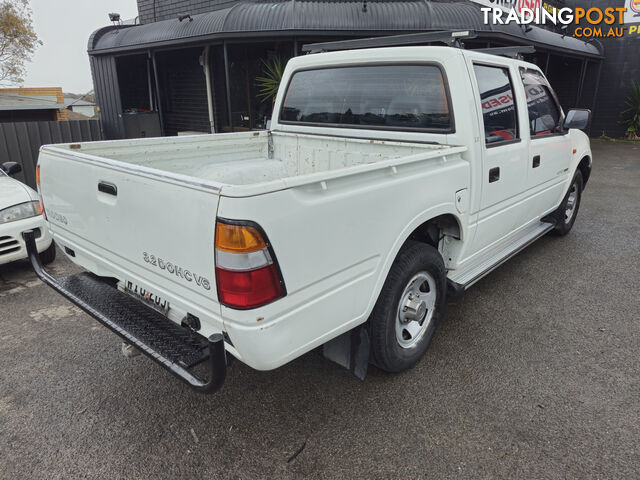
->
322 326 370 380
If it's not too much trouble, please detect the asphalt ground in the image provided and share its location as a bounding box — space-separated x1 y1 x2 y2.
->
1 141 639 479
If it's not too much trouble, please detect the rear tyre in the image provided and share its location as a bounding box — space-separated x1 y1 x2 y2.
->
369 241 446 373
550 170 583 236
39 241 56 265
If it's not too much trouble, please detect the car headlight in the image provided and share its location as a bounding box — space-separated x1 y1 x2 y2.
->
0 201 42 224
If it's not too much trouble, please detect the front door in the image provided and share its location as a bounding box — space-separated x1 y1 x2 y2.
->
520 68 572 217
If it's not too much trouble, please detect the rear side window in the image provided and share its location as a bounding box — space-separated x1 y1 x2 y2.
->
520 69 562 137
279 65 452 132
473 64 519 145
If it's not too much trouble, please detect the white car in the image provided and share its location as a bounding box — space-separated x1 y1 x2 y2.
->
30 32 592 393
0 162 55 266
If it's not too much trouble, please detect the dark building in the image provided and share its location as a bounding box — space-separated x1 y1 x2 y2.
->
562 0 639 138
88 0 635 140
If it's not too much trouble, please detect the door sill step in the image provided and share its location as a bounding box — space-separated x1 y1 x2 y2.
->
449 221 554 290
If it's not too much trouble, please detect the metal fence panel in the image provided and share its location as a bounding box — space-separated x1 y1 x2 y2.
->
0 120 103 188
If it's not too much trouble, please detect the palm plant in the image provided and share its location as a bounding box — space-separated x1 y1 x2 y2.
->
256 57 285 104
622 81 640 140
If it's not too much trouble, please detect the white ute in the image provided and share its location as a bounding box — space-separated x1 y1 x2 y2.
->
27 32 593 392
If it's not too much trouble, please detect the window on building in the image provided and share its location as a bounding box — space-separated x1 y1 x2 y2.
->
225 42 294 132
520 68 562 137
280 64 452 132
156 48 210 136
473 64 519 145
117 54 153 112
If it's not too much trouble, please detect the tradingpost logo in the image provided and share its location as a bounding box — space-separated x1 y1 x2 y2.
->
477 1 640 38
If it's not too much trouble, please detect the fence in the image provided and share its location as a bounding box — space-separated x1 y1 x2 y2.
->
0 120 103 188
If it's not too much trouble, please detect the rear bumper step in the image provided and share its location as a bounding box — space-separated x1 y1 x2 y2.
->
22 230 226 393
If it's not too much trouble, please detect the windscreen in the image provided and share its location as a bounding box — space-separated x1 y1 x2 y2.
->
280 64 452 132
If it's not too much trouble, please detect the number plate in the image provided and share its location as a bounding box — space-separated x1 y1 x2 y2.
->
124 281 170 315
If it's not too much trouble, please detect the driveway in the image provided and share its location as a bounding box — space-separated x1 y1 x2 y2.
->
1 141 639 479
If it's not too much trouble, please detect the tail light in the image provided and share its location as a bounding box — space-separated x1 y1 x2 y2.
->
36 165 46 220
215 219 286 309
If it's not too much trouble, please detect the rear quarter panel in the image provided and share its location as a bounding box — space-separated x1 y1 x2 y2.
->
218 153 469 370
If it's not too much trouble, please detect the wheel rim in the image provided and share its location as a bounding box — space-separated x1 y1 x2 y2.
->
564 182 579 224
396 271 437 349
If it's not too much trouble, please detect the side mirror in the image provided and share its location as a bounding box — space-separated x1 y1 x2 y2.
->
1 162 22 176
563 109 592 131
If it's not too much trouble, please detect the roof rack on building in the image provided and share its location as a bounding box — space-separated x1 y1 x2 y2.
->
301 30 478 54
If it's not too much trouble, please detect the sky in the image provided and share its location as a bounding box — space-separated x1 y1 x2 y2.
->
19 0 139 94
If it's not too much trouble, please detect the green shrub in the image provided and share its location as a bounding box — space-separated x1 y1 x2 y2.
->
256 57 285 104
622 81 640 140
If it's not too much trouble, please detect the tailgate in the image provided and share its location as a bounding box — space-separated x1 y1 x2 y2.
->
38 147 221 314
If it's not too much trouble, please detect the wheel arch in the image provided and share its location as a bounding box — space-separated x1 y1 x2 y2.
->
363 208 464 323
578 155 591 189
406 213 462 248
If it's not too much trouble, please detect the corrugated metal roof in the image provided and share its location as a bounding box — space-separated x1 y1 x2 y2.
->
88 0 601 58
0 93 63 111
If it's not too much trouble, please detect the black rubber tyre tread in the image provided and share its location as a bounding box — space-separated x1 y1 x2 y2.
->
369 241 446 373
39 241 56 265
550 170 583 236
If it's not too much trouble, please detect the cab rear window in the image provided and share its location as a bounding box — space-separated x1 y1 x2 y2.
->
279 65 452 132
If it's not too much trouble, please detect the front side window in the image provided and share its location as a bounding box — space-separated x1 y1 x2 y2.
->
520 68 562 137
473 64 519 145
280 65 452 132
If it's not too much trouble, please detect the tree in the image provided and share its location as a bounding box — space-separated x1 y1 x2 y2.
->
0 0 40 86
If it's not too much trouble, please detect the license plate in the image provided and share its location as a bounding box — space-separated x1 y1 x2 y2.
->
124 281 170 315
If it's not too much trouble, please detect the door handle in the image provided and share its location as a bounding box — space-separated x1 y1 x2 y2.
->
98 181 117 196
533 155 541 168
489 167 500 183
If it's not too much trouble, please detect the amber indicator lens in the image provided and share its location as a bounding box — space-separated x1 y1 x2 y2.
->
215 222 266 253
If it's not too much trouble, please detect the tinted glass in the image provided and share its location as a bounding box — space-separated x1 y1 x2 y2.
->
473 64 519 145
280 65 451 131
520 69 561 136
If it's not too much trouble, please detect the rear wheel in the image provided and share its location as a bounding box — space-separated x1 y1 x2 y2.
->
39 241 56 265
369 241 446 373
551 170 583 236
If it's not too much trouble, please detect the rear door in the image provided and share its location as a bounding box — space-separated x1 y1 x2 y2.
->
38 149 221 312
520 68 572 215
467 59 530 254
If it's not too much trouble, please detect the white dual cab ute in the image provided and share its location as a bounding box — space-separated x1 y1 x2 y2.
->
26 31 593 392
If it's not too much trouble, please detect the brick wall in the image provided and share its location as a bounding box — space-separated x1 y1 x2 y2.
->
137 0 238 24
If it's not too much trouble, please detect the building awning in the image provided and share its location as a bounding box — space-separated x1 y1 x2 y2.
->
88 0 603 59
